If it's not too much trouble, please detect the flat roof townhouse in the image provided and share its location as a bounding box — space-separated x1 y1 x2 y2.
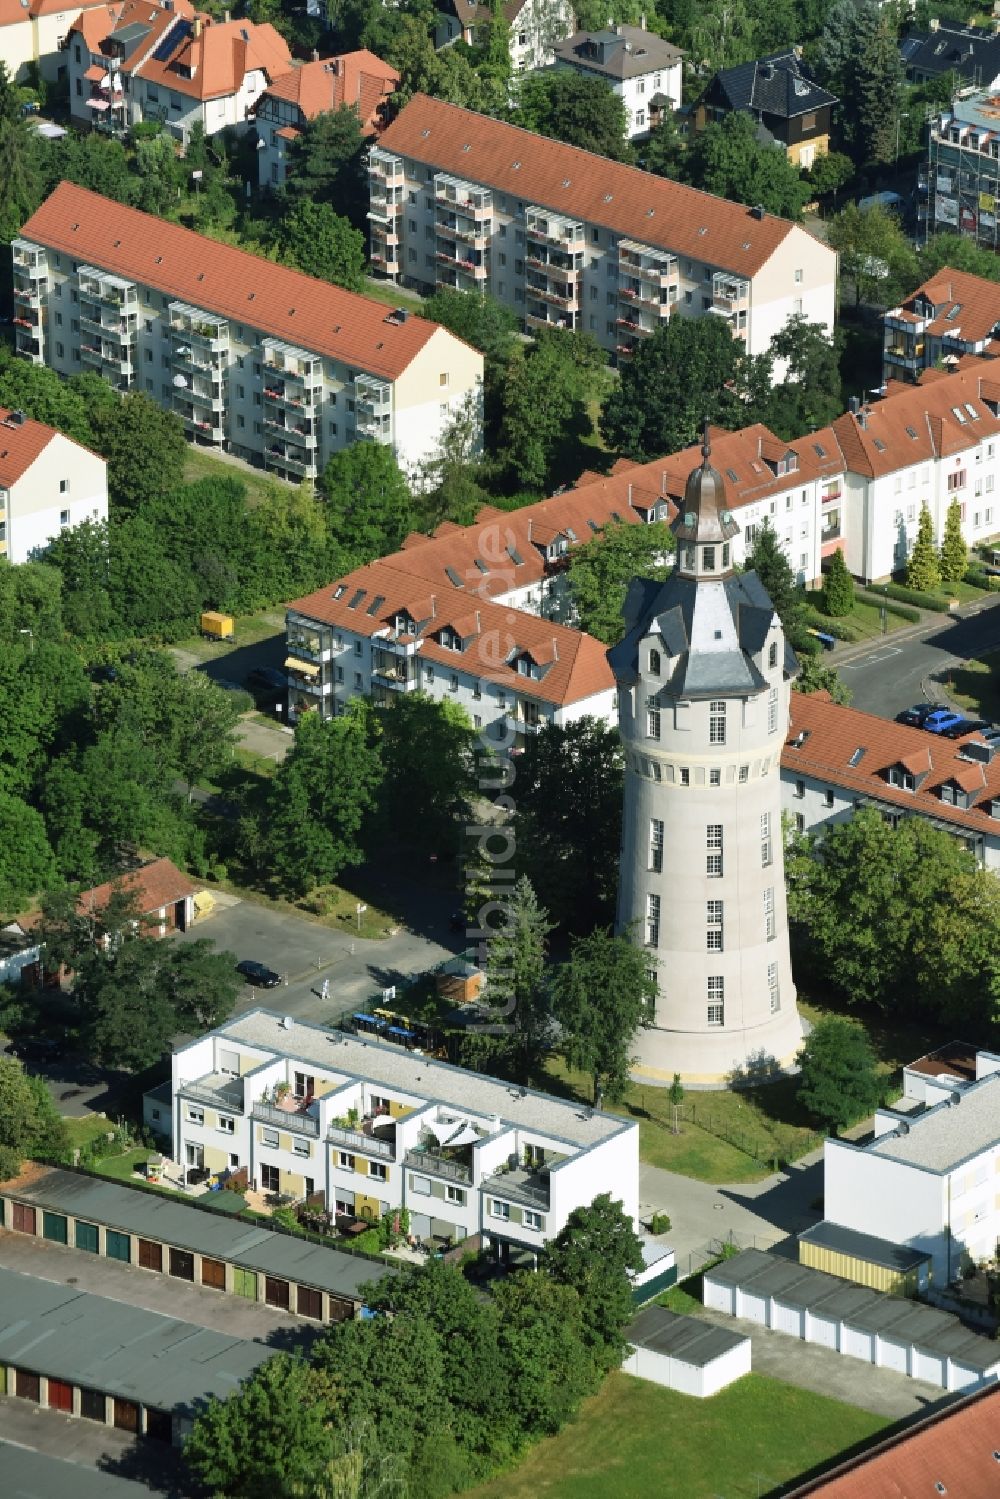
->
552 25 684 141
0 405 107 563
171 1009 639 1259
821 1046 1000 1283
254 48 399 192
15 181 483 483
371 94 837 368
781 690 1000 871
831 362 1000 580
66 2 291 141
883 266 1000 385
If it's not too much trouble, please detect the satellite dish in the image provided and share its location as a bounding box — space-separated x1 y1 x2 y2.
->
172 374 188 387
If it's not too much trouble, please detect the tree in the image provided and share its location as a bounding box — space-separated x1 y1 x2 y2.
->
265 703 383 896
0 345 95 445
744 518 810 648
795 657 851 703
797 1016 882 1133
643 110 685 180
498 328 606 492
551 929 656 1103
668 1072 684 1106
688 0 758 72
939 498 968 584
160 670 242 801
369 694 476 859
568 521 674 644
600 315 771 462
90 393 187 514
804 149 854 202
476 875 552 1077
0 61 42 241
513 72 634 163
822 547 854 616
919 231 1000 284
134 131 183 215
764 316 845 438
184 1355 337 1499
492 1272 597 1436
0 1055 68 1180
684 113 810 219
479 0 513 113
513 718 623 932
283 105 367 225
906 504 941 593
0 794 56 917
853 12 905 166
281 199 365 291
545 1194 645 1368
826 201 919 309
320 443 413 567
421 288 519 367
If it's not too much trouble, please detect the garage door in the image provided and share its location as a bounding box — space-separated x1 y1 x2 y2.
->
169 1247 194 1281
145 1407 173 1443
912 1349 945 1387
771 1301 803 1339
201 1256 226 1290
841 1325 874 1363
75 1220 99 1254
42 1211 68 1245
265 1275 290 1310
15 1369 40 1402
105 1229 130 1263
11 1203 35 1235
80 1387 106 1422
114 1398 139 1433
47 1377 73 1412
233 1267 257 1300
138 1238 163 1272
808 1313 839 1350
879 1337 909 1375
704 1279 736 1316
738 1291 768 1326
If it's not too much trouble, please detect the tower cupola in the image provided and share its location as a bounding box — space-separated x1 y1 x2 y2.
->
673 425 739 582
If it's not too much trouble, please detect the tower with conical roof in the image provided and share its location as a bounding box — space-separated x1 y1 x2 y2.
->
609 429 803 1083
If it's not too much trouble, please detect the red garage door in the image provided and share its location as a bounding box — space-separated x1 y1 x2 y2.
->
47 1377 73 1412
11 1203 36 1235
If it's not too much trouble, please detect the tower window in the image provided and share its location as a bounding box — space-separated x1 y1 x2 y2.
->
768 962 779 1013
709 700 726 744
680 768 690 786
649 818 664 872
706 900 723 951
702 545 716 571
739 765 749 783
707 977 724 1025
646 893 660 947
767 687 778 734
764 886 775 940
646 697 661 740
706 824 723 877
768 641 778 669
722 543 730 567
709 768 721 785
761 812 772 867
649 648 661 675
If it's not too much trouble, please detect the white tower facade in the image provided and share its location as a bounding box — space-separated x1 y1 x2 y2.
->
610 437 803 1084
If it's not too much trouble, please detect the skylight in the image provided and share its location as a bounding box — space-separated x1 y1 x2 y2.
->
726 468 739 482
873 439 886 451
347 589 365 609
905 425 917 438
848 746 867 767
952 406 968 423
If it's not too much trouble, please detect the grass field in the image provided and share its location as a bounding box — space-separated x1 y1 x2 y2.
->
362 277 426 315
181 443 292 508
945 647 1000 722
62 1116 120 1153
463 1373 887 1499
169 608 285 666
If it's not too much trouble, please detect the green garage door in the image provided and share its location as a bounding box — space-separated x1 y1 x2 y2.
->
233 1267 257 1300
75 1220 99 1253
42 1211 68 1245
106 1229 131 1263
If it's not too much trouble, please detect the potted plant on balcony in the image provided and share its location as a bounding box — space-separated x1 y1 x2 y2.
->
275 1081 291 1102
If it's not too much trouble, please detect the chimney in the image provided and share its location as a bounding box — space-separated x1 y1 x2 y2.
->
750 203 765 219
849 395 860 415
311 47 319 61
193 15 202 36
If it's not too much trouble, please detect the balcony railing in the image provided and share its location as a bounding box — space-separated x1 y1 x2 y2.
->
253 1100 320 1138
403 1148 472 1184
330 1124 394 1159
181 1077 245 1109
485 1171 550 1209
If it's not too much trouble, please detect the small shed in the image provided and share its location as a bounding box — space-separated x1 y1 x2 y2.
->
798 1221 932 1296
631 1236 677 1303
435 956 484 1005
623 1306 751 1398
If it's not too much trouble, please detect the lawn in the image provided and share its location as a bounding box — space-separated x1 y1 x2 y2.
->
463 1372 887 1499
361 276 426 315
804 593 910 642
181 443 292 508
62 1116 120 1153
169 607 285 666
943 647 1000 723
91 1147 156 1184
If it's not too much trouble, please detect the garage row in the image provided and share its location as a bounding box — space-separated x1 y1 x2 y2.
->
703 1249 1000 1393
0 1166 394 1324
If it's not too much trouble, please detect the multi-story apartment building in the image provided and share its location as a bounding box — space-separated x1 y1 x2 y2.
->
254 49 399 191
170 1009 640 1256
883 266 1000 384
66 2 292 142
781 691 1000 871
371 94 837 367
923 87 1000 251
0 405 107 563
15 181 484 483
552 25 683 141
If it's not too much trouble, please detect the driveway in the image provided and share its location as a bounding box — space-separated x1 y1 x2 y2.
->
835 594 1000 719
0 1398 187 1494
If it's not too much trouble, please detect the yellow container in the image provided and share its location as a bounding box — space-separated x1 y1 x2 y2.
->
200 610 234 640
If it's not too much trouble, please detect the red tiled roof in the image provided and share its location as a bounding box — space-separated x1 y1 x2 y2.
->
789 1382 1000 1497
67 0 126 48
21 182 451 382
831 361 1000 478
379 94 821 280
0 406 98 487
31 0 109 13
893 264 1000 348
260 50 398 133
77 857 196 919
138 18 291 102
784 692 1000 834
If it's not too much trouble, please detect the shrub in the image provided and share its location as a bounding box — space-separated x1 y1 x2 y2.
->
649 1211 671 1234
882 582 951 612
855 590 921 623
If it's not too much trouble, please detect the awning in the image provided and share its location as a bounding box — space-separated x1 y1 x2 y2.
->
387 1025 415 1039
285 655 319 677
85 98 110 110
445 1124 481 1147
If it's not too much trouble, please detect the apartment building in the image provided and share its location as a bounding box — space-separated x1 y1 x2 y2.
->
781 690 1000 870
15 181 483 483
371 94 837 367
171 1009 640 1256
824 1047 1000 1281
66 2 291 141
552 25 683 141
0 405 107 563
883 266 1000 384
922 86 1000 251
254 49 399 191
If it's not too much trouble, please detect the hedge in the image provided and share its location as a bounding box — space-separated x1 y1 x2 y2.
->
855 590 920 623
881 582 952 613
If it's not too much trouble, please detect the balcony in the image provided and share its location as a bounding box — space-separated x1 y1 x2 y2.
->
181 1074 245 1111
262 337 322 391
526 280 577 309
485 1167 550 1209
526 309 574 332
168 301 229 352
179 408 225 443
618 239 677 284
525 205 584 250
403 1147 472 1184
79 266 137 311
187 381 226 413
12 240 47 276
821 487 842 504
330 1123 394 1159
80 309 138 343
712 272 750 316
266 445 315 477
369 146 405 184
821 520 842 543
434 173 492 220
252 1099 321 1138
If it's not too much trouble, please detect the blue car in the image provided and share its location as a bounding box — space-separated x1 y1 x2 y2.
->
923 709 966 735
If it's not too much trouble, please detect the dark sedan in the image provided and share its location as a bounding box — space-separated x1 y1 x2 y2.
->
896 703 936 727
235 959 282 988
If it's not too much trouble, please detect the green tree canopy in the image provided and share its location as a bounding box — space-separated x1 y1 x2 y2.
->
827 201 920 309
906 504 941 593
795 657 851 703
90 392 187 514
280 198 365 290
568 520 674 644
368 694 476 859
822 547 854 617
513 72 634 162
643 109 685 179
421 288 520 367
551 929 656 1103
498 328 606 492
764 316 845 438
0 1055 68 1180
0 793 56 918
919 231 1000 284
0 61 43 241
470 874 552 1078
320 442 414 567
744 517 810 648
492 1271 598 1436
939 498 968 584
283 105 367 226
545 1194 645 1368
684 112 810 218
797 1016 882 1133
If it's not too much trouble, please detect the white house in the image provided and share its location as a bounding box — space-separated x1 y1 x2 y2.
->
169 1008 640 1260
0 405 107 563
552 24 683 141
435 0 574 73
0 0 110 84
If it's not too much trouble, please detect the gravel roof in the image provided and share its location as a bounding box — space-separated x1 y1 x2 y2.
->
868 1073 1000 1171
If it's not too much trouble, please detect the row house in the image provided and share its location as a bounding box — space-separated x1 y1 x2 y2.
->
370 93 836 368
170 1009 639 1257
435 0 574 73
14 181 483 482
883 264 1000 385
922 87 1000 253
0 404 107 563
254 48 399 191
66 1 291 142
781 690 1000 871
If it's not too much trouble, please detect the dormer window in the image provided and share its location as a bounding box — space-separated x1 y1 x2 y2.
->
768 641 778 669
887 765 915 791
649 648 661 676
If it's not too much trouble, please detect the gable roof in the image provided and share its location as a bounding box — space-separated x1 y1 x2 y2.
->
136 17 291 102
887 265 1000 356
258 49 398 132
831 360 1000 478
76 857 197 919
20 181 448 382
378 93 821 280
900 21 1000 84
710 50 837 120
0 405 98 486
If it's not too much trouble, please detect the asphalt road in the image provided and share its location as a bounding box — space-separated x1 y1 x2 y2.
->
836 595 1000 720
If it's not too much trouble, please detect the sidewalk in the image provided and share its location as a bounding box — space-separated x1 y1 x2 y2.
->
829 592 998 668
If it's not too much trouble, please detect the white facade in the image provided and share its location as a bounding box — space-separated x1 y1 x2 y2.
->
0 413 107 564
622 1311 752 1397
552 26 683 140
436 0 574 72
169 1009 639 1255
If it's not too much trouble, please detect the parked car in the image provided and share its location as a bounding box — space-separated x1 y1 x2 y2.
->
246 666 287 696
896 703 936 727
235 959 282 988
941 718 990 739
922 709 966 735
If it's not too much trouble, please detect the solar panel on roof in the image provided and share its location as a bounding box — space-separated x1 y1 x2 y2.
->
152 16 191 61
813 443 826 457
